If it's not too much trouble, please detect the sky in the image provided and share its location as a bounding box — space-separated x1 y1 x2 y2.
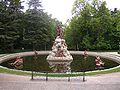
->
41 0 120 24
42 0 74 24
23 0 120 24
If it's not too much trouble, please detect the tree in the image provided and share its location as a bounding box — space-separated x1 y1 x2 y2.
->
0 0 24 53
27 0 42 10
65 0 114 50
110 8 120 49
0 0 62 53
66 0 93 50
13 0 60 51
21 0 58 50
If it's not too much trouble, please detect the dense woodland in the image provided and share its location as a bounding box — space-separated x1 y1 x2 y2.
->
0 0 61 53
0 0 120 53
65 0 120 50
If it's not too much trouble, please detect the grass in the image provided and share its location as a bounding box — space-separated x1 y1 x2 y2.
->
0 66 120 77
91 50 119 52
86 66 120 76
0 67 31 76
111 54 120 57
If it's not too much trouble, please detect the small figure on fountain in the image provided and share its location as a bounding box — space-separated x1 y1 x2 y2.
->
10 56 23 69
95 56 104 70
56 26 64 39
84 50 88 59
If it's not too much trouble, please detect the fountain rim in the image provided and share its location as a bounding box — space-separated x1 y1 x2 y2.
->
0 51 120 64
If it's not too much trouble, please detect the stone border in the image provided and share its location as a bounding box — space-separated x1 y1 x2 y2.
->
0 51 120 64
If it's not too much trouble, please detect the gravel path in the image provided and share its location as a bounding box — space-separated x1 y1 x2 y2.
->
0 72 120 90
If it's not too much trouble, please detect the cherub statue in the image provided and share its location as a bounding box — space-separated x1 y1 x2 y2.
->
56 26 64 38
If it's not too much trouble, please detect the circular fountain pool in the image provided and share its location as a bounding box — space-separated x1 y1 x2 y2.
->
0 54 119 72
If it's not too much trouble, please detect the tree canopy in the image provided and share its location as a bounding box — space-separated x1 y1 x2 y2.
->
0 0 120 53
65 0 120 50
0 0 60 53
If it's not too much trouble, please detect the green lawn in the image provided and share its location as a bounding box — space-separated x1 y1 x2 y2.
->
0 66 120 77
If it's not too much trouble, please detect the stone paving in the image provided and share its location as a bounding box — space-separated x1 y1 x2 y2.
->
0 72 120 90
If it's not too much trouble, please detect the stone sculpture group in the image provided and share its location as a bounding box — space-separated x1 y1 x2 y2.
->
47 26 73 73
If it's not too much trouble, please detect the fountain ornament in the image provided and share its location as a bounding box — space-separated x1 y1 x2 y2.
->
47 26 73 73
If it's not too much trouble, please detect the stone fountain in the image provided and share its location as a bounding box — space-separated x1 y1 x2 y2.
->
47 26 73 73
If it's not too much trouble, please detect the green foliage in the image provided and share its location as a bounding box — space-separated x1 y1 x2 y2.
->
1 0 119 52
22 0 57 50
65 0 120 50
0 0 60 53
0 0 23 53
27 0 42 10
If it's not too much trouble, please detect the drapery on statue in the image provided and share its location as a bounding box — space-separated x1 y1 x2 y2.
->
56 26 63 38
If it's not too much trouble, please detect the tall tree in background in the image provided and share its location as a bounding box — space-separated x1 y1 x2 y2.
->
110 8 120 49
92 1 112 49
0 0 24 52
65 0 118 50
27 0 42 10
66 0 94 50
0 0 59 53
22 0 57 50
